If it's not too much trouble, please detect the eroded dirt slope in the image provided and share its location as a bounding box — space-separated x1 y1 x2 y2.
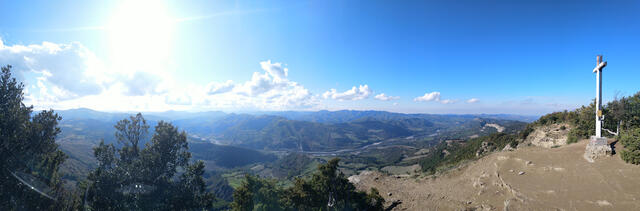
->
524 123 571 148
351 140 640 210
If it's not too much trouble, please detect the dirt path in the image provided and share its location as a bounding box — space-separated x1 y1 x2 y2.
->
351 140 640 210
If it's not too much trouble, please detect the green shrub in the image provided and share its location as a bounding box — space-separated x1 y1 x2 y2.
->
563 103 596 144
621 150 640 164
567 129 581 144
620 128 640 164
519 125 534 140
231 158 385 210
535 110 573 126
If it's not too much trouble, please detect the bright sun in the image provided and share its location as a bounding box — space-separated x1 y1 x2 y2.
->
108 0 173 73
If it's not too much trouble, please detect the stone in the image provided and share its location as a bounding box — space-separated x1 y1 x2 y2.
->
472 204 494 211
387 192 392 196
442 149 451 157
476 141 496 157
518 171 525 175
502 144 515 151
584 136 612 163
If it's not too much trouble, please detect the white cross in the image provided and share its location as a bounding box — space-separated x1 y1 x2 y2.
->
593 55 606 138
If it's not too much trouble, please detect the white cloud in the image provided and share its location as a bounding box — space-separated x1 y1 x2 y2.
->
323 85 372 101
202 60 316 110
0 38 176 106
414 92 441 102
239 72 281 96
6 37 468 112
414 91 457 104
259 60 288 80
466 98 479 103
206 80 235 95
0 38 186 111
0 39 106 99
0 36 322 111
374 93 399 101
440 99 456 104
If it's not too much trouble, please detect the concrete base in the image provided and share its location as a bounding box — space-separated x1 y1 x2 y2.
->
589 136 608 146
584 136 612 163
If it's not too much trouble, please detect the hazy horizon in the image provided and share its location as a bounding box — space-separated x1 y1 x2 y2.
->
48 107 542 118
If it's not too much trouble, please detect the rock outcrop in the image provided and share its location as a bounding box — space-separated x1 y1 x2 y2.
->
476 141 496 157
524 123 570 148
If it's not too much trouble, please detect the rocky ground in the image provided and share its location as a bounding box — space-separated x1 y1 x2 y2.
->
351 139 640 210
524 123 570 148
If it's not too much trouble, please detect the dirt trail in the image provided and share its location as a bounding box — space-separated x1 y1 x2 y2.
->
351 140 640 210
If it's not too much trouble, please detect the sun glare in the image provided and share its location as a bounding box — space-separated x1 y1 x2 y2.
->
108 0 173 73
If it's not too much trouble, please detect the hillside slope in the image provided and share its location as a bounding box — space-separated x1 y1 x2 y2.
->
351 140 640 210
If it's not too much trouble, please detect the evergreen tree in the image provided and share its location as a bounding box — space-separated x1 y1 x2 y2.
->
231 158 385 211
566 102 596 143
0 65 69 209
620 128 640 164
83 114 214 210
231 175 284 211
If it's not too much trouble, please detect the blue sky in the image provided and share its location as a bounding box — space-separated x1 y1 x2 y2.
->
0 0 638 115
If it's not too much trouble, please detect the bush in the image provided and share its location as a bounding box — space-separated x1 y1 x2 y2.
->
620 128 640 164
563 103 596 144
519 125 534 140
231 158 385 210
535 110 573 126
567 128 581 144
621 150 640 164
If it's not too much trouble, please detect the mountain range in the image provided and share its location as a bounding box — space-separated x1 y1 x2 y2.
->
54 108 533 151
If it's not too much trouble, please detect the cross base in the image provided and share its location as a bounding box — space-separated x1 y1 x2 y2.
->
583 136 612 163
589 136 608 146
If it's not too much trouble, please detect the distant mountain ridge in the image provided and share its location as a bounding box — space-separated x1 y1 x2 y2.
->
259 110 539 123
54 108 528 152
54 108 538 123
